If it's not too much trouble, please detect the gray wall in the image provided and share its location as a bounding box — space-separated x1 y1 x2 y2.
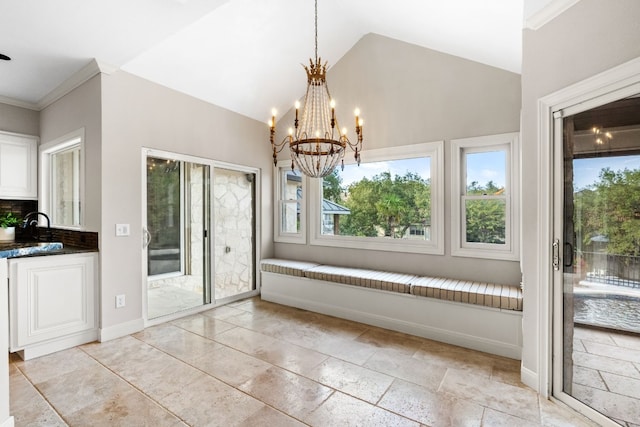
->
275 34 522 285
99 70 271 329
0 103 39 136
521 0 640 385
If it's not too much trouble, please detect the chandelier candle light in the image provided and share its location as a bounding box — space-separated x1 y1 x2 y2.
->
269 0 363 178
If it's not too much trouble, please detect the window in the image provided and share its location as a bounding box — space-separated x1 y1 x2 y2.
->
451 133 519 260
274 161 306 243
40 129 85 229
310 141 444 254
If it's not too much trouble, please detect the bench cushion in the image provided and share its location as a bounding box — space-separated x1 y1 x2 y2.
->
304 265 414 293
260 258 320 277
410 277 522 310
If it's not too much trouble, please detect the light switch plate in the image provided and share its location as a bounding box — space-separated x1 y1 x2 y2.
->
115 224 130 236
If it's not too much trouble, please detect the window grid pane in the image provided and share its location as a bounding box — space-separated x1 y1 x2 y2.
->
464 197 506 244
463 148 507 245
321 157 432 240
280 168 302 235
51 145 81 227
464 150 506 196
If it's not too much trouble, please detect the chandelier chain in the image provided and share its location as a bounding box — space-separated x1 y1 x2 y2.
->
314 0 318 62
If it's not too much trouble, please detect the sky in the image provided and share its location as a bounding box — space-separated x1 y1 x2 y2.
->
340 157 431 187
339 150 507 189
337 152 640 191
574 155 640 190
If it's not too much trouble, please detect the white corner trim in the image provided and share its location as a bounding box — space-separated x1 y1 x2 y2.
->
37 58 118 111
0 416 14 427
99 318 144 342
521 365 539 392
525 0 581 30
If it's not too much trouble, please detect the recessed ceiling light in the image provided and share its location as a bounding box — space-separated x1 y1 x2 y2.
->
0 54 10 61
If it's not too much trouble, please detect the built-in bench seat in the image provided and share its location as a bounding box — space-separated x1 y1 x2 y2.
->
260 258 522 311
260 258 524 359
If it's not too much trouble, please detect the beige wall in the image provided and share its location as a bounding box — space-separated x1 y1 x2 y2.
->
521 0 640 387
100 70 271 329
275 34 523 285
40 75 102 233
0 103 39 136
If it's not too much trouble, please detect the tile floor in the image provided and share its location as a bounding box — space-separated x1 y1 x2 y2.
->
147 283 204 320
9 297 599 426
572 326 640 426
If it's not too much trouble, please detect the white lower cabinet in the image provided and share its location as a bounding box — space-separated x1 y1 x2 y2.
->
9 252 98 360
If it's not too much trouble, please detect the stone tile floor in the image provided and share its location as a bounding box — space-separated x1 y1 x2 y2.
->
147 282 204 320
10 297 599 426
572 326 640 426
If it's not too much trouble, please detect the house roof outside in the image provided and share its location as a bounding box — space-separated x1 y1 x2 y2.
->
322 198 350 215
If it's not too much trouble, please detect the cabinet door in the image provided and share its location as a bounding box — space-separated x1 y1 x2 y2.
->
0 131 38 199
9 253 96 350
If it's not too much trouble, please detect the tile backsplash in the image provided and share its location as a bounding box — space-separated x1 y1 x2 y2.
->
0 199 38 219
1 199 99 250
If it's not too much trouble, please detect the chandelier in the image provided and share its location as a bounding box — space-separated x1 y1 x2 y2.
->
269 0 363 178
592 126 612 145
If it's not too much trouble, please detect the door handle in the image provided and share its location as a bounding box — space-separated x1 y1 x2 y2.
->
552 239 560 271
142 227 152 249
564 242 573 267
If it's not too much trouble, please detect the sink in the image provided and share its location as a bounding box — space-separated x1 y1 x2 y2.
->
0 242 63 258
33 242 61 248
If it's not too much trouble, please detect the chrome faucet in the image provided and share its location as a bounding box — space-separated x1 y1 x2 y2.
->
22 211 52 241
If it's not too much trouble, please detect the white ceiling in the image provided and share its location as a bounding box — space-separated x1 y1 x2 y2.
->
0 0 525 122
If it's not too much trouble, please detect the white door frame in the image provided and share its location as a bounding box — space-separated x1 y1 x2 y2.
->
141 147 216 326
537 57 640 423
212 159 262 304
141 150 262 324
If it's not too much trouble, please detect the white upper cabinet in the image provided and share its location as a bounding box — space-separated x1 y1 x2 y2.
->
0 131 38 199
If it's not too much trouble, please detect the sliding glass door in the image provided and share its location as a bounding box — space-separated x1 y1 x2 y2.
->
143 150 259 320
144 151 211 320
554 94 640 425
213 167 257 301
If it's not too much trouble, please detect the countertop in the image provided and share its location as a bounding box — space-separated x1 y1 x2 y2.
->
0 241 97 259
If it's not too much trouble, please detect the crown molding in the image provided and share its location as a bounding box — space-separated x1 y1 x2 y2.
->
36 59 118 111
524 0 581 30
0 95 39 111
0 59 118 112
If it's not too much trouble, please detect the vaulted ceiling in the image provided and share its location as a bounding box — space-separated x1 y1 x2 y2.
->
0 0 524 122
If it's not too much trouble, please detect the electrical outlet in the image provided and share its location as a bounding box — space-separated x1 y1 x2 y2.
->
115 294 126 308
115 224 130 236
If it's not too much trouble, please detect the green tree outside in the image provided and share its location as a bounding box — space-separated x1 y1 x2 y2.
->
575 167 640 257
337 171 431 238
465 180 506 244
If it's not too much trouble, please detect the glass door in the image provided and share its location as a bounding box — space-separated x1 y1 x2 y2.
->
555 95 640 424
144 152 211 320
213 167 256 302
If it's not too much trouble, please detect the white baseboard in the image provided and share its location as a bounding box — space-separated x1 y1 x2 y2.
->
16 330 98 361
262 272 523 359
99 318 144 342
521 365 539 391
0 416 14 427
